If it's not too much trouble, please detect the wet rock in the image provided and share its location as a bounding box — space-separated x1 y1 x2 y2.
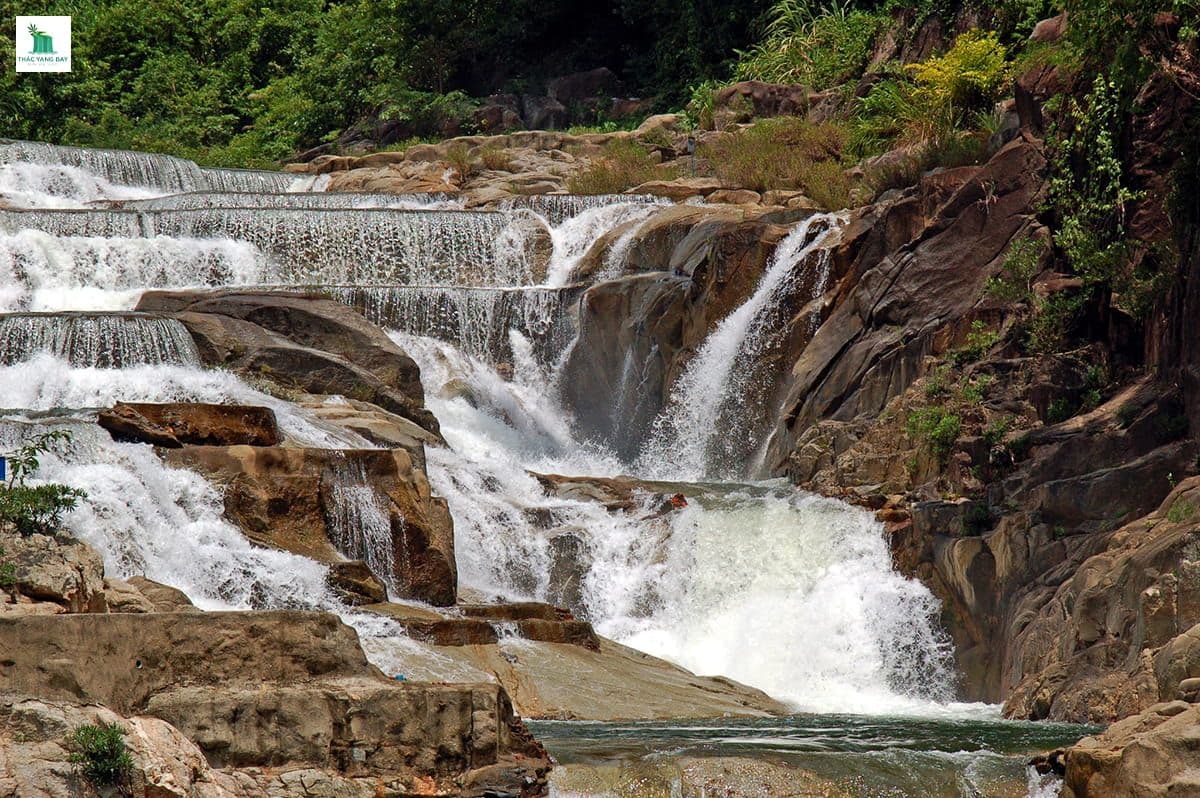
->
165 445 457 606
136 290 439 436
98 402 282 448
326 560 388 605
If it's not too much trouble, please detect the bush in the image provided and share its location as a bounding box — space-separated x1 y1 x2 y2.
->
734 0 886 90
906 406 962 462
567 139 673 194
699 118 849 205
70 722 133 789
1 431 86 537
988 235 1043 303
479 145 513 171
949 320 1000 365
907 30 1010 123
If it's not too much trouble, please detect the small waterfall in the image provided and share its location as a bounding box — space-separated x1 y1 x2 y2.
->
0 139 295 193
114 191 462 211
500 194 666 226
2 207 548 286
0 162 162 207
331 285 582 365
543 201 668 286
638 213 845 480
324 459 398 598
0 229 267 312
0 313 201 367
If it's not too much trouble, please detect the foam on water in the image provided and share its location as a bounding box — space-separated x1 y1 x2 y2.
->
0 229 267 312
0 313 201 367
543 202 667 286
395 331 972 717
0 162 164 207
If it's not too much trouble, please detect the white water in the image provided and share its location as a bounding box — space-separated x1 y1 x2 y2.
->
543 202 666 286
0 162 164 207
395 331 970 717
638 212 844 480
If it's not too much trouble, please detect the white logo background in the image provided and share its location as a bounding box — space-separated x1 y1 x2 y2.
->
15 15 72 73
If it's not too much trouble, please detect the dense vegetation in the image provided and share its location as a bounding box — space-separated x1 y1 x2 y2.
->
0 0 770 166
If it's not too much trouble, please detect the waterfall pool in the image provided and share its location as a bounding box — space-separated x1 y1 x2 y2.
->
534 714 1098 797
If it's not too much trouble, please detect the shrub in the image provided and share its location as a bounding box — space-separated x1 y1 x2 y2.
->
906 406 962 462
735 0 887 90
983 415 1013 446
69 722 133 789
1047 397 1076 424
478 146 513 172
568 140 671 195
0 546 15 590
988 235 1043 303
0 431 86 537
444 142 473 177
907 30 1010 123
699 118 849 206
1027 291 1085 354
950 320 1000 365
1168 500 1196 524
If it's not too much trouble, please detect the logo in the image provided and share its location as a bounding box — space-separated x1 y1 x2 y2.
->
15 16 71 72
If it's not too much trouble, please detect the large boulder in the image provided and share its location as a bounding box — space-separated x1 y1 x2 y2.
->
135 291 440 436
165 445 457 606
1062 701 1200 797
711 81 814 128
0 526 105 614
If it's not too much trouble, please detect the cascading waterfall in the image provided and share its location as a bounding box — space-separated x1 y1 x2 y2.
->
638 212 844 480
115 190 463 211
0 313 201 367
1 206 546 286
500 193 666 226
0 229 267 312
328 284 582 365
396 331 962 716
0 142 984 733
0 139 296 193
0 162 163 207
323 458 399 598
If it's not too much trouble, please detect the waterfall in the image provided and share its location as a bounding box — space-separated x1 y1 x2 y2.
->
115 191 463 211
0 313 201 367
638 213 845 481
2 206 548 286
328 285 582 365
0 139 296 193
500 194 666 226
0 229 267 312
543 201 668 286
397 333 960 715
323 458 399 598
0 162 163 207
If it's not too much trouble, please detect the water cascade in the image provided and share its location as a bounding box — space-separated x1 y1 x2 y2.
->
499 193 666 226
0 229 266 312
0 162 162 207
323 458 399 598
0 313 201 367
638 212 845 480
328 285 583 365
115 190 463 211
0 139 296 193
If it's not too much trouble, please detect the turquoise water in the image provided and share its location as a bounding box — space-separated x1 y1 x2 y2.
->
532 714 1099 797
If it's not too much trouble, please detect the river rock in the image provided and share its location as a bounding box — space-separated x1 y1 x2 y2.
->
1062 701 1200 797
135 290 440 436
165 445 457 606
550 756 851 797
98 402 282 448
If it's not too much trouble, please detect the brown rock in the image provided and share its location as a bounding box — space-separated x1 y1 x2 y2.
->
1063 702 1200 797
98 402 282 448
712 81 813 128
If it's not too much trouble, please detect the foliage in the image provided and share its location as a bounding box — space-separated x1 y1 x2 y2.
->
906 406 962 462
982 415 1013 446
949 320 1000 365
988 235 1043 303
699 117 849 206
1046 397 1075 424
0 432 87 538
1168 500 1196 524
734 0 886 90
907 30 1009 115
567 140 673 194
69 723 133 790
0 545 15 590
1027 291 1085 354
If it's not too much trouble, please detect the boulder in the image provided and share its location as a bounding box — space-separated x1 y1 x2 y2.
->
521 95 569 130
165 445 457 606
712 81 813 128
1062 701 1200 797
98 402 282 448
0 526 105 613
135 291 439 436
